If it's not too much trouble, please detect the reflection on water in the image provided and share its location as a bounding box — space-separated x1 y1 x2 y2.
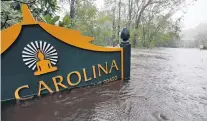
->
2 48 207 121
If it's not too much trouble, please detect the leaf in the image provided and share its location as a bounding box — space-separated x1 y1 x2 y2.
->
44 15 52 23
63 15 70 25
51 16 60 24
58 21 64 27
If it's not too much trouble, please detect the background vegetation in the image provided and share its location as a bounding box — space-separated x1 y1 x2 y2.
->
1 0 197 47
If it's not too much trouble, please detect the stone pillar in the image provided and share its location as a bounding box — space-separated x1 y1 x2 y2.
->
120 27 131 80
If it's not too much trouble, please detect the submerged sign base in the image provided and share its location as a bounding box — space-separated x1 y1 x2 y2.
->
1 4 130 101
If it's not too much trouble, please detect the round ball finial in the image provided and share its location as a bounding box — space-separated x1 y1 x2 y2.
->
121 27 130 42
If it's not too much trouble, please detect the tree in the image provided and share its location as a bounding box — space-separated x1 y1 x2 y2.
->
195 31 207 48
1 0 198 47
1 0 59 29
70 0 75 19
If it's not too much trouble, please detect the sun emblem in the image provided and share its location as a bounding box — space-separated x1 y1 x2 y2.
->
22 41 58 76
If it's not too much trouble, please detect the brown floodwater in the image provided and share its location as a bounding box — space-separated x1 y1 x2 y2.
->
2 48 207 121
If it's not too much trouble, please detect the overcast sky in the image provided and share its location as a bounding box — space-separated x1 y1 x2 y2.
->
181 0 207 30
95 0 207 31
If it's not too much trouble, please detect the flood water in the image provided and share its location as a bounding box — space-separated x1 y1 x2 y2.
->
2 48 207 121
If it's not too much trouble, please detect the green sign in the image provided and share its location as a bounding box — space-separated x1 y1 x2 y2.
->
1 4 125 101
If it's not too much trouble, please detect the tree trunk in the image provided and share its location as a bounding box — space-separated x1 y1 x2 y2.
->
128 0 133 29
70 0 75 19
112 0 117 46
118 0 121 43
135 0 152 29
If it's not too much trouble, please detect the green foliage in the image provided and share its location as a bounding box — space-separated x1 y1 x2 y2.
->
1 0 190 47
1 1 22 29
58 15 73 28
43 15 60 24
1 0 59 30
62 15 71 25
52 16 60 24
